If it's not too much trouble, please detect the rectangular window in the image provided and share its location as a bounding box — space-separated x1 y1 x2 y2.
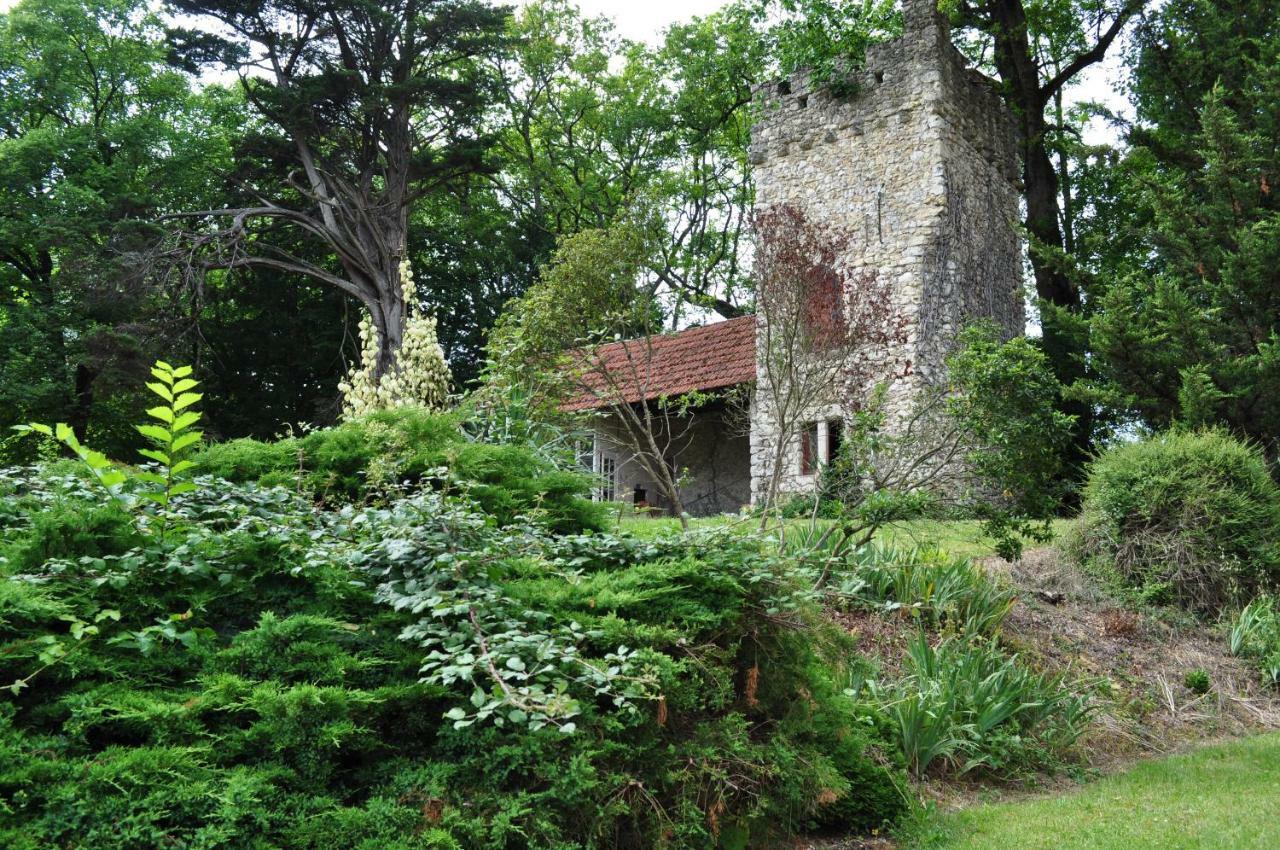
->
800 422 819 475
598 456 617 502
826 419 843 465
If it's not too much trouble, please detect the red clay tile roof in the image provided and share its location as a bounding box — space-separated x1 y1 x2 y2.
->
563 315 757 411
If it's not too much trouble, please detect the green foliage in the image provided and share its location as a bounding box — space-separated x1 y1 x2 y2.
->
836 546 1016 639
193 407 606 533
819 544 1095 780
13 361 206 535
2 502 140 573
0 0 234 461
760 0 900 93
945 323 1075 560
134 361 204 508
861 634 1095 778
1182 668 1211 696
1078 0 1280 450
11 422 131 509
1227 597 1280 688
0 449 905 847
490 217 656 365
1073 430 1280 614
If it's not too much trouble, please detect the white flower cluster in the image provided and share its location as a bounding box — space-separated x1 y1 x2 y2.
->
338 258 452 419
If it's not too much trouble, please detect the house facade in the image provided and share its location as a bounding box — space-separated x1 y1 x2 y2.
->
576 0 1024 517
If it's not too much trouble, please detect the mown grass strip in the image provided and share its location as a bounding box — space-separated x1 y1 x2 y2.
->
914 733 1280 849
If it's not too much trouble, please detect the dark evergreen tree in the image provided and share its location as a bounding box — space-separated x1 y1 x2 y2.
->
168 0 509 377
1078 0 1280 450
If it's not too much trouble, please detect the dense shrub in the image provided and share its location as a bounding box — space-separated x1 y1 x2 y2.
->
0 468 905 848
1072 430 1280 613
193 407 606 533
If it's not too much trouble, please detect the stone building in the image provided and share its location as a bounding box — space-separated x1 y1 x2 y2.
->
573 0 1023 516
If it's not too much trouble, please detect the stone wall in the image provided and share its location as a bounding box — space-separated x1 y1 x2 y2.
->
747 0 1023 503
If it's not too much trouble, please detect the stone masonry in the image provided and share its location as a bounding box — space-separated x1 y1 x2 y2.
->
747 0 1025 503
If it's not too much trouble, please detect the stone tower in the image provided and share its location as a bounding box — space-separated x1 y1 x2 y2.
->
747 0 1024 502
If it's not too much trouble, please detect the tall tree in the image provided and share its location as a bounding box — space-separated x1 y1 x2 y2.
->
169 0 508 378
948 0 1147 470
1076 0 1280 450
0 0 224 455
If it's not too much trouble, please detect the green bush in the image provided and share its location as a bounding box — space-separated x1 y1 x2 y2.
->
1073 429 1280 614
193 407 606 533
0 466 905 848
1183 668 1212 695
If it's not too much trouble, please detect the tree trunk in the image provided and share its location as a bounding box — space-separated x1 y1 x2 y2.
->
70 363 97 443
987 0 1095 479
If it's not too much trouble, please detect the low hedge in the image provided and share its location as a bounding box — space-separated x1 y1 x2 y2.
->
193 407 606 533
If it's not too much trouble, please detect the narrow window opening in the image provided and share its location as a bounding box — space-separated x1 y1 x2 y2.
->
800 422 819 476
598 456 617 502
798 94 809 108
778 80 792 96
826 419 844 464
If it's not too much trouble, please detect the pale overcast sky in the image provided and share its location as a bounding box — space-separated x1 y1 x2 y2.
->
563 0 730 42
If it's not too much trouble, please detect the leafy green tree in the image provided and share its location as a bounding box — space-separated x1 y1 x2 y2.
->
491 0 765 320
0 0 228 457
485 218 656 396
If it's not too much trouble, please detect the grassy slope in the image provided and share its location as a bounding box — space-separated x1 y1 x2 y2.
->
614 514 1069 560
916 734 1280 849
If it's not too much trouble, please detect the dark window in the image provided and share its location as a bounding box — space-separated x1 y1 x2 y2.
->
800 422 819 475
826 419 843 464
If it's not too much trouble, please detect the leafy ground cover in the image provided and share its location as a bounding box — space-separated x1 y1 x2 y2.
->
910 733 1280 849
1 402 915 849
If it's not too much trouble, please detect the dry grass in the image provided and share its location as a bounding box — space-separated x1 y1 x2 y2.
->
983 547 1280 778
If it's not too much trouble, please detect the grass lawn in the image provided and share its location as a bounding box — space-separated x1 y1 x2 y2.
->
912 734 1280 849
612 512 1070 560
